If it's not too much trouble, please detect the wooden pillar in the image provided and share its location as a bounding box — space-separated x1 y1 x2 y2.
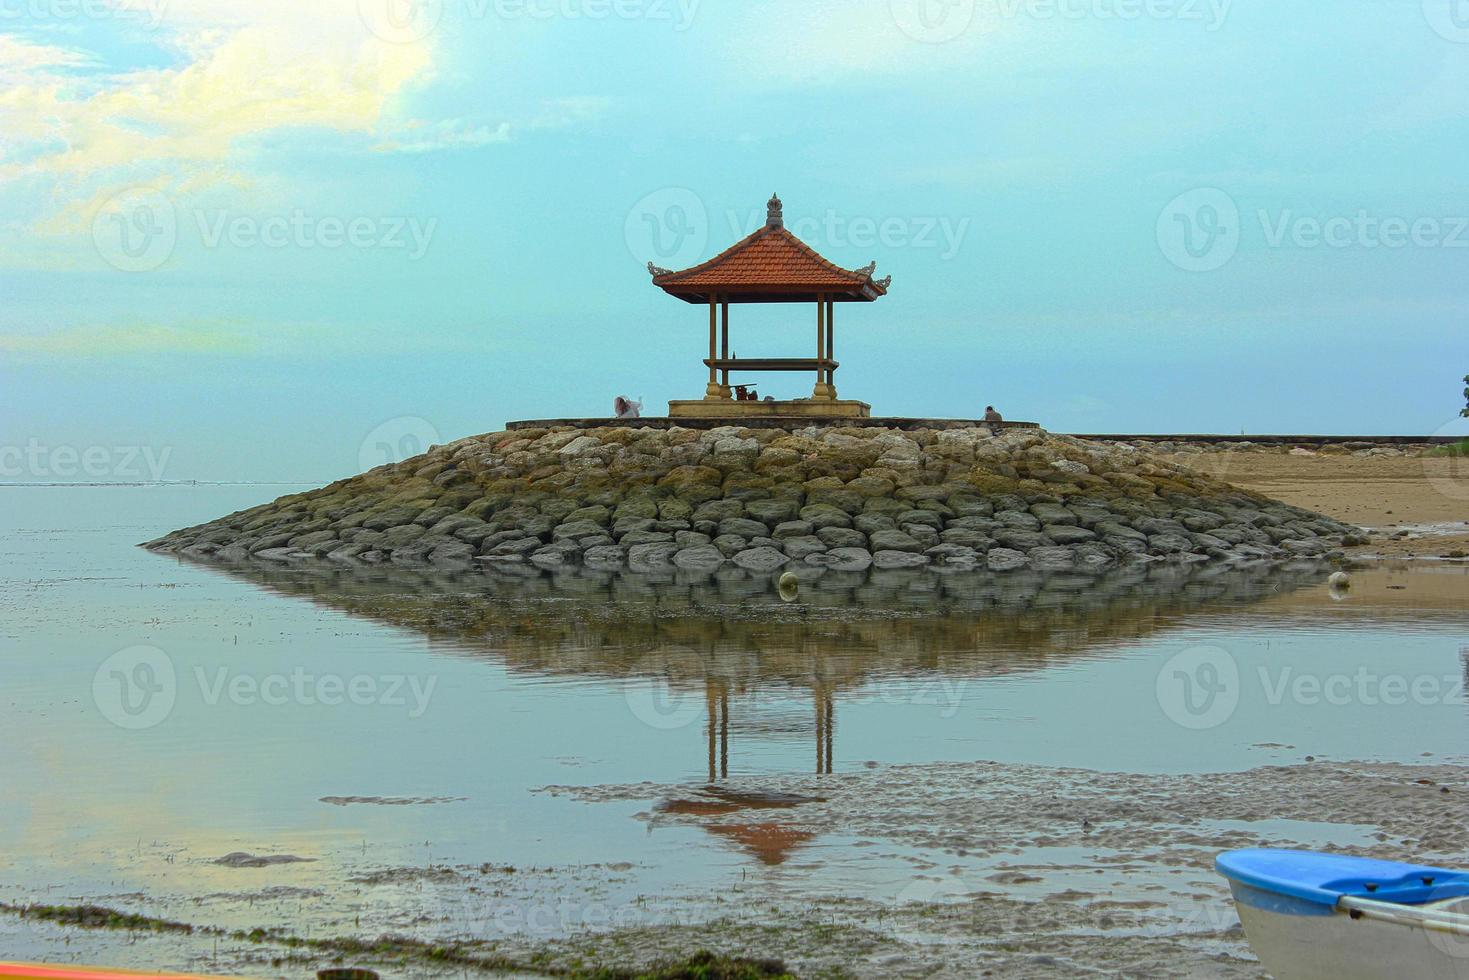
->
815 693 825 773
706 682 717 782
719 688 729 779
719 299 730 397
824 692 833 774
826 300 836 398
812 294 833 400
704 296 721 399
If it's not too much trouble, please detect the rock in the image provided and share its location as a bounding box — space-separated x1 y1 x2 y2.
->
674 544 727 569
552 520 606 541
363 506 424 531
773 520 815 539
451 520 496 545
1030 503 1077 525
485 536 543 557
564 505 611 525
1028 546 1076 570
938 528 992 552
994 510 1041 531
1147 532 1197 555
855 514 897 534
557 435 604 457
732 546 789 570
529 543 581 566
1043 524 1096 545
873 550 931 569
612 517 657 538
288 529 338 550
151 421 1354 576
719 517 771 539
254 547 306 562
429 540 475 563
745 499 800 525
325 542 368 562
1094 521 1146 541
986 547 1030 572
781 535 828 560
806 547 873 570
1073 542 1117 569
582 544 627 568
712 533 749 557
800 504 854 529
993 528 1051 551
675 530 712 548
925 543 980 566
620 529 676 546
816 526 868 549
868 529 924 553
901 524 940 548
628 542 680 569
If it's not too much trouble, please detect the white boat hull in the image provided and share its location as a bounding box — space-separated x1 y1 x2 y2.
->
1235 892 1469 980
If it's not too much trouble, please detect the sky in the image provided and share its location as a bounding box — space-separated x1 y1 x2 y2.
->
2 0 1467 482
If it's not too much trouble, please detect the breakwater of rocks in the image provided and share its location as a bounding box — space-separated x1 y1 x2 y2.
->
143 423 1363 573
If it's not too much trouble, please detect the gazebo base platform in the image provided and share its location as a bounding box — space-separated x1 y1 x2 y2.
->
668 398 871 419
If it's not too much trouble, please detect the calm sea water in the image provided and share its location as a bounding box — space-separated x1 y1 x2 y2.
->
2 485 1467 967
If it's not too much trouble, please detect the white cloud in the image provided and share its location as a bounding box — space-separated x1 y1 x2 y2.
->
1 1 436 239
376 118 512 153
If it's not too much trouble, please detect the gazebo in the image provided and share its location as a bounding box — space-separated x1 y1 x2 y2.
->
648 194 890 419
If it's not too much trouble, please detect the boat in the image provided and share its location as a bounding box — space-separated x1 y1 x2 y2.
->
1217 848 1469 979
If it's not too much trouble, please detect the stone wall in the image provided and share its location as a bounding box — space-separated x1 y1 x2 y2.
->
144 423 1362 573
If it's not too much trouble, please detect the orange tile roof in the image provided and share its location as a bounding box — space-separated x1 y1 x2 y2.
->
649 195 891 304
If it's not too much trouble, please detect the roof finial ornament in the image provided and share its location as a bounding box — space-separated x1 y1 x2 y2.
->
766 192 783 229
647 260 672 278
857 261 876 278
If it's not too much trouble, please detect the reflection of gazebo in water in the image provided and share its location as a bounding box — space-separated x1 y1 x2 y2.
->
649 194 889 419
704 680 834 780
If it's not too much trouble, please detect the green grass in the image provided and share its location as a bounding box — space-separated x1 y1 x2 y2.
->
0 903 799 979
0 903 193 934
1425 438 1469 457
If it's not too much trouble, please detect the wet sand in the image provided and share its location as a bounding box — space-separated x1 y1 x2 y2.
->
1161 450 1469 558
536 756 1469 978
11 755 1466 977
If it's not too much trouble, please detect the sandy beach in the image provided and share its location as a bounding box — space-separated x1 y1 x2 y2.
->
1159 450 1469 559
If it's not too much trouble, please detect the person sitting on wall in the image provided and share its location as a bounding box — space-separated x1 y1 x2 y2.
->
984 405 1003 423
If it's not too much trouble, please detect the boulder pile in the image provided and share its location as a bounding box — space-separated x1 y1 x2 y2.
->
144 423 1363 573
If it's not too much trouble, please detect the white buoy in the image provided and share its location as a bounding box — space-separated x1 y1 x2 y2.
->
778 571 799 602
1328 571 1351 590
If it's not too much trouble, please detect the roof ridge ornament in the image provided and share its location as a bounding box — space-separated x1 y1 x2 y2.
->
874 275 892 289
856 261 876 278
766 193 783 229
648 261 672 278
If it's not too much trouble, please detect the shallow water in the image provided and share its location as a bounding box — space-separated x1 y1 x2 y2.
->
2 485 1467 972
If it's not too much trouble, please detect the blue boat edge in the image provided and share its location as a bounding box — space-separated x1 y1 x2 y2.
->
1217 848 1469 915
